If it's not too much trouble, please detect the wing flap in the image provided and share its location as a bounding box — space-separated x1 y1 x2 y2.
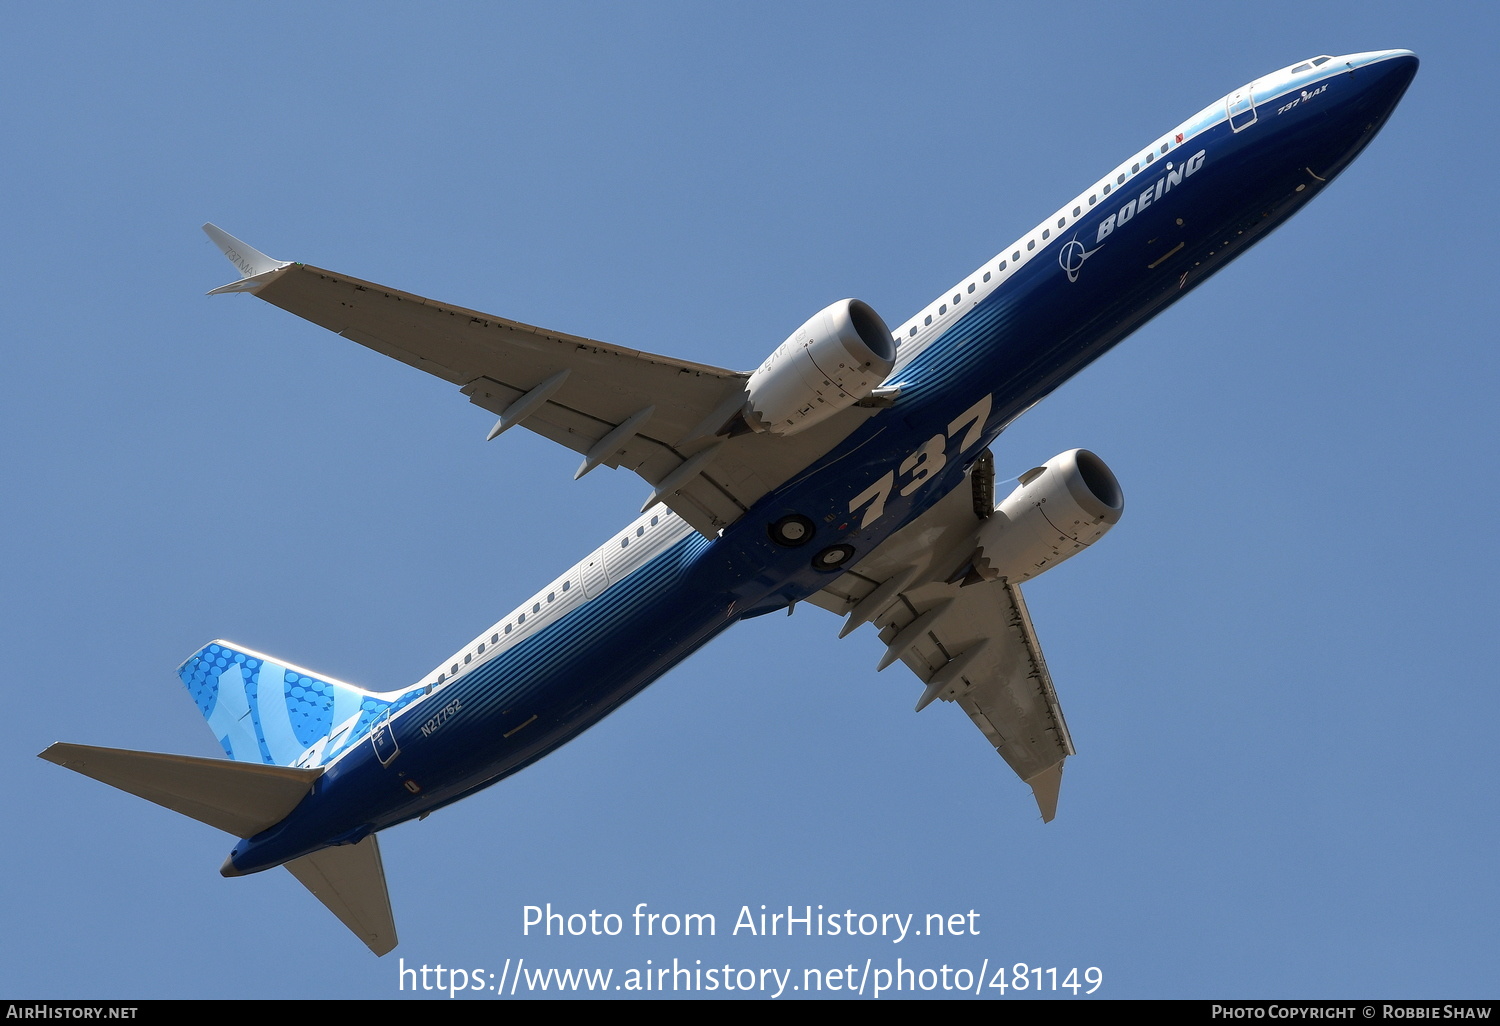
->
889 580 1074 795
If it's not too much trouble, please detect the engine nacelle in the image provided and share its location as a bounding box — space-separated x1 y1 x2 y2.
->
743 299 897 435
971 449 1124 583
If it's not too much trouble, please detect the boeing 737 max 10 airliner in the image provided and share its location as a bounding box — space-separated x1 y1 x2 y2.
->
41 49 1418 955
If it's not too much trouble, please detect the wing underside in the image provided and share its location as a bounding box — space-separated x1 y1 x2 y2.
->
204 226 880 537
808 463 1075 821
234 256 747 534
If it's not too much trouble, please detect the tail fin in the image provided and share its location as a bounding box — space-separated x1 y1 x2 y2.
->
178 641 422 769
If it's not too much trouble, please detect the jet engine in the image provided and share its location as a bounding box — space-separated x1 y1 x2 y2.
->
971 449 1124 583
742 299 897 435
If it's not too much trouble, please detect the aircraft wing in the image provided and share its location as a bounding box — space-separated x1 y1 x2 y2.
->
203 224 803 537
806 460 1076 821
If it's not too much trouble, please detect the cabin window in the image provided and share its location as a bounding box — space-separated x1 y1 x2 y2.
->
518 613 525 624
952 293 961 305
1117 173 1126 184
908 326 917 336
1131 163 1140 173
1057 217 1066 228
998 260 1007 271
1042 229 1050 240
621 538 628 548
1160 143 1168 154
505 624 512 634
967 283 975 294
547 592 555 602
464 653 471 664
451 663 459 674
561 581 570 592
924 315 932 326
938 304 947 315
650 516 658 526
533 602 541 613
636 527 644 537
1073 206 1081 216
1103 183 1111 195
478 643 485 654
982 271 991 282
1026 240 1035 251
437 673 445 684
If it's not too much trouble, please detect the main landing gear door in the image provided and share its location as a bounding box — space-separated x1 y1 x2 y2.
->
371 710 400 766
1227 85 1258 132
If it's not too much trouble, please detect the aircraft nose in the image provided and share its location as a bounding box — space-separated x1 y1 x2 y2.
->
1351 49 1419 118
1343 48 1418 70
1341 49 1418 93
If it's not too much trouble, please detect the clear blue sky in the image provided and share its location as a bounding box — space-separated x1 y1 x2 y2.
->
3 2 1495 1000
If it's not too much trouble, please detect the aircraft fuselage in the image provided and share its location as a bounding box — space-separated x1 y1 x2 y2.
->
227 50 1417 874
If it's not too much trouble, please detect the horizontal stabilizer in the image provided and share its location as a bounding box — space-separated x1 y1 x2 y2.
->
285 835 398 956
39 742 321 838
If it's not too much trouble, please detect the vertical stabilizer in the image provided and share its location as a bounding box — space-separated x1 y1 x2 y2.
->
178 641 423 769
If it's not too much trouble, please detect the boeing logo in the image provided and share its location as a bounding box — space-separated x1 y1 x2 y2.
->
1059 237 1104 283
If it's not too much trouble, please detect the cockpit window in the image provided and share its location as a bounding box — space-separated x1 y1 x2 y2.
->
1292 63 1311 73
1312 56 1332 66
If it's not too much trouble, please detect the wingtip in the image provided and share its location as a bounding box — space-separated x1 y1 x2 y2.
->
1026 762 1064 823
202 223 291 290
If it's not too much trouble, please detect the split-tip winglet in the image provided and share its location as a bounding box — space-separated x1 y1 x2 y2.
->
202 223 292 294
1027 763 1064 823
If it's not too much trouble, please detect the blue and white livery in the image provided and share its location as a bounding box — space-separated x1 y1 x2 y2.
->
42 50 1418 955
